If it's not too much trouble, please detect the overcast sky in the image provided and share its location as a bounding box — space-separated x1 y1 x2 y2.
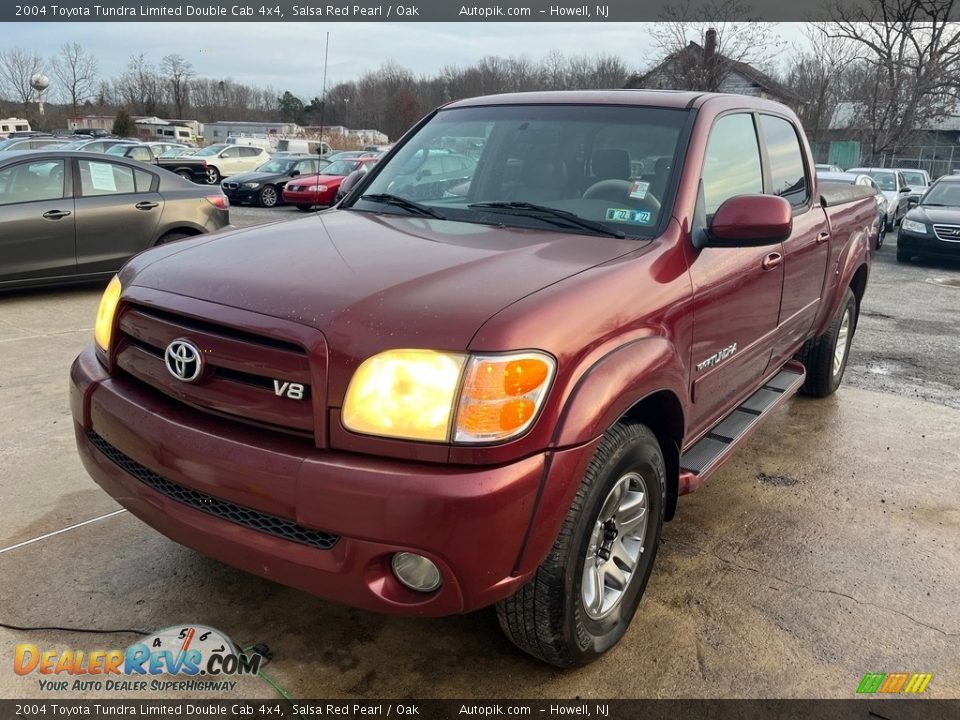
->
8 22 810 98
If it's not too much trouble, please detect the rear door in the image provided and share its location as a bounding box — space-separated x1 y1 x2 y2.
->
688 113 785 437
73 158 164 275
757 113 830 357
0 157 76 283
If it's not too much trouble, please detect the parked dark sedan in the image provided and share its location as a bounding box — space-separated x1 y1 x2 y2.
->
0 150 230 290
897 175 960 263
220 154 326 207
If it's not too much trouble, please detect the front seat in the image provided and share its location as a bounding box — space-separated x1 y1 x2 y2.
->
589 148 631 184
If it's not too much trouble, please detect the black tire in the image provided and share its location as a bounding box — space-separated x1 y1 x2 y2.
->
156 231 191 246
258 185 279 208
796 288 856 397
496 421 665 667
206 166 220 185
176 170 192 181
876 225 884 249
896 245 911 263
295 204 313 212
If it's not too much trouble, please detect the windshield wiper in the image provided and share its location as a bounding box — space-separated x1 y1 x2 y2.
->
468 201 627 239
360 193 447 220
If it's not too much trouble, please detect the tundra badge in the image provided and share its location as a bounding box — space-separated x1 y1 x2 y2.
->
697 343 738 372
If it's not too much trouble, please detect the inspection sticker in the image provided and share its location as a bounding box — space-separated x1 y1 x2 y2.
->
629 181 650 199
606 208 653 224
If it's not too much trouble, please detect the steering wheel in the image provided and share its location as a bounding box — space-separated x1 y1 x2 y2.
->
583 179 661 215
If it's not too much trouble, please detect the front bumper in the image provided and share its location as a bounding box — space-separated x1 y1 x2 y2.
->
282 188 334 206
71 345 587 616
898 226 960 258
222 186 259 205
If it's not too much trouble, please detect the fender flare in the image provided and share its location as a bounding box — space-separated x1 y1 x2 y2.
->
515 338 687 576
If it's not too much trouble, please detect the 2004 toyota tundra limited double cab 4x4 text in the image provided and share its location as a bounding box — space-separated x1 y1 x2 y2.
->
71 91 877 667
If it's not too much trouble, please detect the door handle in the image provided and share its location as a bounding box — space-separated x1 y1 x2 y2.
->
135 201 159 211
761 252 783 271
42 210 71 220
816 231 831 244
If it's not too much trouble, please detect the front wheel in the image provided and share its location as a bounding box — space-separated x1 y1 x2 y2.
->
496 422 665 667
258 185 279 208
206 166 220 184
796 287 856 397
295 204 313 212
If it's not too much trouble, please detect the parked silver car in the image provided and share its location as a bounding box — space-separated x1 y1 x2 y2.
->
897 168 932 205
817 170 888 249
847 167 911 231
0 150 230 290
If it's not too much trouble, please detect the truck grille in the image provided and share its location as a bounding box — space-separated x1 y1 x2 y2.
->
114 303 316 437
933 224 960 242
88 432 338 550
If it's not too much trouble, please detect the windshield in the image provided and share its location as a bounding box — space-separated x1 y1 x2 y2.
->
195 145 228 157
899 170 927 186
256 158 297 173
920 181 960 206
56 139 90 150
352 104 687 237
322 159 361 176
864 171 896 191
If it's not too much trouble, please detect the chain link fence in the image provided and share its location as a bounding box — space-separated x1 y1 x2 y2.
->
813 141 960 178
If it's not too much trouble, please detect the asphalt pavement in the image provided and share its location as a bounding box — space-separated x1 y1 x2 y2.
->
1 208 958 700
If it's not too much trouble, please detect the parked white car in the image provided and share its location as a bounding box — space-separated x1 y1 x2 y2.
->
897 168 932 205
191 143 271 183
847 167 911 231
817 170 889 249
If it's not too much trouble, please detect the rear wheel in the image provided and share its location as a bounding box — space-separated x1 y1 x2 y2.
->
176 170 192 181
258 185 279 208
796 288 856 397
496 421 665 667
156 231 192 246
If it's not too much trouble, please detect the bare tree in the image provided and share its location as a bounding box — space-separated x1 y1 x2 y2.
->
0 47 43 116
114 53 165 116
636 0 782 92
51 42 98 116
822 0 960 156
161 53 194 119
782 25 856 138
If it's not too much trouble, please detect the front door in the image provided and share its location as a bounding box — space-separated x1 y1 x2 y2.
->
0 157 76 284
688 113 785 439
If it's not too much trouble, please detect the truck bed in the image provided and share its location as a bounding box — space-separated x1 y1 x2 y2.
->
819 182 878 208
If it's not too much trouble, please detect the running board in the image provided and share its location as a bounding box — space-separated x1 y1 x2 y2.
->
679 360 806 495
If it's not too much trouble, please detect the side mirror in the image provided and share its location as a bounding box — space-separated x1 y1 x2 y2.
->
899 187 911 194
289 170 300 177
706 195 792 247
908 197 919 208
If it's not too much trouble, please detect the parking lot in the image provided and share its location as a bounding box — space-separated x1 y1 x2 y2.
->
1 208 958 699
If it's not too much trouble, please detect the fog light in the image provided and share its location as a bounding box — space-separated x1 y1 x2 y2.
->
391 552 442 593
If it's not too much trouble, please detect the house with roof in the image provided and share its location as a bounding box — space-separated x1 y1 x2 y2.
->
625 30 805 110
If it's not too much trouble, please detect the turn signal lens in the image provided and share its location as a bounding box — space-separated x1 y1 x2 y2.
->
342 349 467 442
454 352 555 442
94 276 122 351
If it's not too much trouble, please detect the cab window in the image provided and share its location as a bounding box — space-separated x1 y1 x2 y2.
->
702 114 763 217
759 115 809 208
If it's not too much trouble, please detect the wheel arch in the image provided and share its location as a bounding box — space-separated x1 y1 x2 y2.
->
515 338 687 576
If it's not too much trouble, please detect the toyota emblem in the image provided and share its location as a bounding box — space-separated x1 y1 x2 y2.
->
164 339 203 382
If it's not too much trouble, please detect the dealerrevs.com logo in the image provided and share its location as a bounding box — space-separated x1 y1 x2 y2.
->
857 672 933 695
14 625 261 693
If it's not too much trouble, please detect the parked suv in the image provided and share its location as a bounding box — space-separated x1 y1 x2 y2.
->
192 144 271 183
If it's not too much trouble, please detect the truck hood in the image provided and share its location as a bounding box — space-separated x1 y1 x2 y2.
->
126 210 641 351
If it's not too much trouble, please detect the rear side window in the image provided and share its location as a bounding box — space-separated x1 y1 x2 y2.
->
78 160 136 196
760 115 808 208
702 114 763 216
134 169 155 192
240 147 260 157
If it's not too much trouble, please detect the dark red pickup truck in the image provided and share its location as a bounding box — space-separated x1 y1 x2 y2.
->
71 91 877 667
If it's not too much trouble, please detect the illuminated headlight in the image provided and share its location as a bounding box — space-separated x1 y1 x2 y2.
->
94 276 122 351
902 219 927 234
242 182 260 189
342 349 555 443
307 184 327 192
